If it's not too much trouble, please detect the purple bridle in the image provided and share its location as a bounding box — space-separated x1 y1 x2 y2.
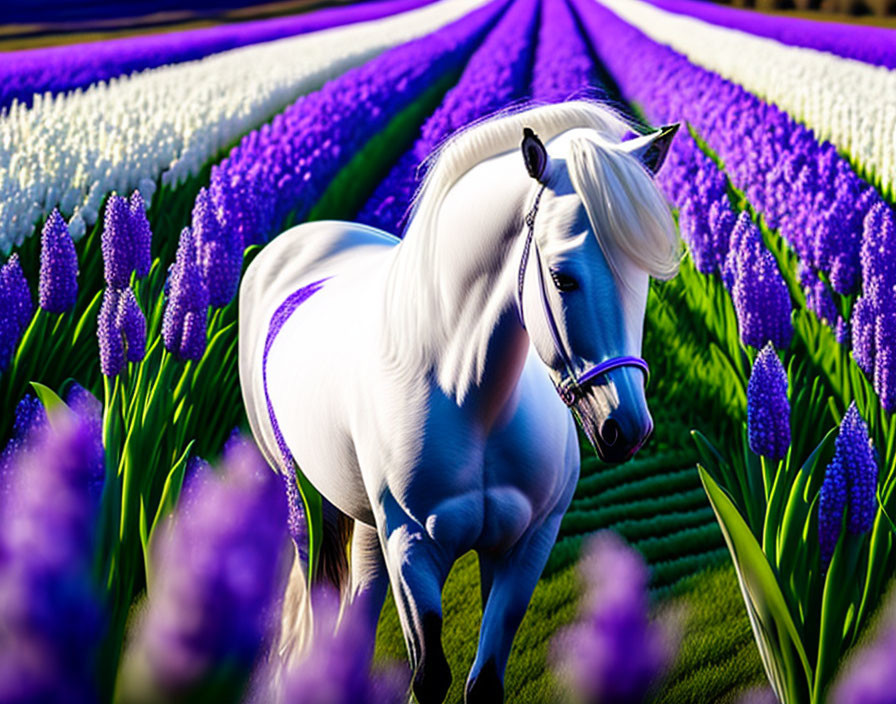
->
516 185 649 407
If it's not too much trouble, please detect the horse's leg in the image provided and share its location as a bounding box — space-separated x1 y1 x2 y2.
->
349 520 389 661
378 495 453 704
464 512 566 704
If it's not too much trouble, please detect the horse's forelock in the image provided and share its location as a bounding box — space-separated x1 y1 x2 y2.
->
566 135 681 283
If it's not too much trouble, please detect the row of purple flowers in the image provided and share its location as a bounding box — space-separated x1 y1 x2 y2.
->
0 0 433 112
643 0 896 71
162 0 508 364
356 0 539 233
574 0 896 411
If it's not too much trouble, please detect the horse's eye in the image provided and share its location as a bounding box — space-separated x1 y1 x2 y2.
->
551 272 578 292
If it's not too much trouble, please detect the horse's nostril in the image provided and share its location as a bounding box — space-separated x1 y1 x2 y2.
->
600 418 620 447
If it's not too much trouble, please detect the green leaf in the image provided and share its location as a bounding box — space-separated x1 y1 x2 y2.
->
149 440 195 540
30 381 68 426
698 465 812 702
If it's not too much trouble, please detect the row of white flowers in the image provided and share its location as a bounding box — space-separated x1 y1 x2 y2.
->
597 0 896 200
0 0 488 253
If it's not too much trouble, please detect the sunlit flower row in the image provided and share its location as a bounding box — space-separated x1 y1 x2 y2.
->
0 0 488 253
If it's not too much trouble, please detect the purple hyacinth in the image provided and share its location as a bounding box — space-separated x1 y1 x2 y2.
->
192 187 243 309
747 343 790 460
829 596 896 704
116 287 147 364
38 209 79 314
799 263 838 329
724 213 793 350
531 0 601 104
0 414 104 704
279 587 408 704
0 395 48 512
852 296 877 377
64 382 106 505
873 309 896 413
129 191 153 278
203 0 504 245
102 194 136 288
818 403 878 568
102 192 153 288
356 0 537 234
97 285 146 376
552 533 676 704
573 0 887 305
97 288 125 377
0 254 34 372
119 437 287 701
162 228 210 361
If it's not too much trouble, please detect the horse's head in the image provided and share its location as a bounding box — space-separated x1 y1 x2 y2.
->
517 124 680 463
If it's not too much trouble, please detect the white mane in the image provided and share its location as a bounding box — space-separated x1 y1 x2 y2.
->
404 100 681 280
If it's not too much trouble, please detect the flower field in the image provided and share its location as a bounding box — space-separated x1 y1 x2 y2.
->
1 0 895 702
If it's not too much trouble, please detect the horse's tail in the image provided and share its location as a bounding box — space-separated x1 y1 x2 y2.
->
277 498 353 669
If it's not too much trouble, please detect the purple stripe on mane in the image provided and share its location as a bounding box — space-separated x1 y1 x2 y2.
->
262 278 329 557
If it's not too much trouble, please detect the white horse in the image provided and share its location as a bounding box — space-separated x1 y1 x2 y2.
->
239 101 679 703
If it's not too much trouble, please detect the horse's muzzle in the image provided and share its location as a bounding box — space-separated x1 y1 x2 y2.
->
572 391 654 464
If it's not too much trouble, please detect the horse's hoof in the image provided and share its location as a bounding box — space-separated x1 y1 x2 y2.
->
412 613 452 704
465 659 504 704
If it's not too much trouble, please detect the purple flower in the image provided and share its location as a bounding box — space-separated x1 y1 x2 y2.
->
102 192 154 288
102 194 136 289
851 296 877 377
0 254 33 372
829 596 896 704
531 0 601 104
818 403 878 568
97 288 125 377
64 383 105 505
129 191 153 278
192 187 243 309
97 285 146 376
747 343 790 460
119 437 287 701
725 214 793 350
205 0 504 244
552 533 676 704
0 395 48 512
279 587 408 704
115 287 146 364
38 209 78 314
162 228 209 361
356 0 537 234
873 309 896 413
0 413 104 704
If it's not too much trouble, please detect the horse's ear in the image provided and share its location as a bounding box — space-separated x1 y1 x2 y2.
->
521 127 549 182
621 123 680 175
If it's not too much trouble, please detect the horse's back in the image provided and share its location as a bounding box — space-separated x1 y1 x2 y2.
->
239 220 397 475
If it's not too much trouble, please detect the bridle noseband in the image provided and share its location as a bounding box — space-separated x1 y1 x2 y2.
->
516 185 649 407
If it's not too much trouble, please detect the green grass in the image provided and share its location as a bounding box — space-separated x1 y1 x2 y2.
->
373 557 764 704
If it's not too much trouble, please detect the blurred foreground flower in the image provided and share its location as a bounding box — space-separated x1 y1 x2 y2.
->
0 409 105 703
116 437 288 704
272 587 408 704
552 533 677 704
829 593 896 704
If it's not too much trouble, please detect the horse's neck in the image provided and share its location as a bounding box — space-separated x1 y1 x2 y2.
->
385 152 534 415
